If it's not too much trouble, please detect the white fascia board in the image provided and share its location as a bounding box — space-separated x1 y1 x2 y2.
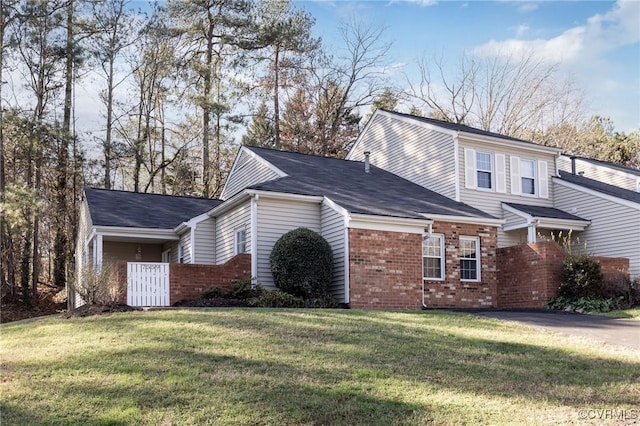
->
187 212 211 227
220 147 243 199
245 189 324 203
501 203 533 223
381 110 458 137
347 213 432 234
459 132 562 155
242 146 288 177
346 110 381 160
93 226 179 240
425 214 505 227
174 222 189 233
554 178 640 211
322 196 349 217
207 191 252 218
535 217 590 231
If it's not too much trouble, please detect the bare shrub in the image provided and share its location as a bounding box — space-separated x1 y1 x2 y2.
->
71 264 123 306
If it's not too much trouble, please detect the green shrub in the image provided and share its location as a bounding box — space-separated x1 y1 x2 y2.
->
269 228 333 299
249 290 305 308
228 278 264 299
201 286 225 299
558 255 603 299
548 295 622 313
201 279 263 300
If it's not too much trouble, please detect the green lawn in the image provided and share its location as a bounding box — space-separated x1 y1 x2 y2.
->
596 308 640 320
2 309 638 425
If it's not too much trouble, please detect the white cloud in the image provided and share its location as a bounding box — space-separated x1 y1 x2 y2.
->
474 0 640 63
388 0 438 7
517 2 539 13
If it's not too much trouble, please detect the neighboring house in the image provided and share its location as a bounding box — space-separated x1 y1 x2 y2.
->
349 109 638 278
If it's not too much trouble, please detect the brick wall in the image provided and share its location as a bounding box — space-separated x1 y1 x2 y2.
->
349 229 423 309
423 222 498 308
497 242 565 308
169 254 251 304
497 242 630 308
114 254 251 306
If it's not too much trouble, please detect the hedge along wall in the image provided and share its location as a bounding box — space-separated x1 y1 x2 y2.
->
114 253 251 306
497 242 629 309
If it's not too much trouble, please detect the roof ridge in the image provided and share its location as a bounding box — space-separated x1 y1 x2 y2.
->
244 145 364 163
85 187 221 201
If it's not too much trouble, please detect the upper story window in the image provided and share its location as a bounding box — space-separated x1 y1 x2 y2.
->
234 228 247 254
423 234 444 280
476 152 493 189
520 159 536 195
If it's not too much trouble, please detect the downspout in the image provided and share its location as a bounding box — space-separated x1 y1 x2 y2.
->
190 224 196 264
250 194 259 285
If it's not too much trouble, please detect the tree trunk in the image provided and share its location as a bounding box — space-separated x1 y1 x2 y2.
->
273 45 280 149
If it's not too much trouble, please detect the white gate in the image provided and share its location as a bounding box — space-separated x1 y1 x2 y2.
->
127 262 170 307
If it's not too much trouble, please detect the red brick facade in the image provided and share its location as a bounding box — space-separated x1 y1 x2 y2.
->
169 254 251 304
497 242 629 308
349 229 423 309
115 254 251 306
347 222 498 309
422 222 498 308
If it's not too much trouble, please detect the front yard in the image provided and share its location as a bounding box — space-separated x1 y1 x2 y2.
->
1 309 638 425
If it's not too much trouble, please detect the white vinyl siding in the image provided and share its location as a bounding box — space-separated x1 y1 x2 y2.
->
256 197 321 290
554 181 640 279
216 201 251 264
349 113 457 200
321 202 347 303
458 138 555 248
221 150 281 200
558 156 640 191
193 217 216 264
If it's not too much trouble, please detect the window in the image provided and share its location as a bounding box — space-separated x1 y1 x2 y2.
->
234 228 247 254
476 152 493 189
178 244 185 263
520 159 536 195
423 234 444 280
460 237 480 281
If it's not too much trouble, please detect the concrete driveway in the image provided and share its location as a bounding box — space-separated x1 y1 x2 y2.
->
466 310 639 350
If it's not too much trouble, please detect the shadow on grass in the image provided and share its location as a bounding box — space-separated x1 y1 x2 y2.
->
3 309 639 425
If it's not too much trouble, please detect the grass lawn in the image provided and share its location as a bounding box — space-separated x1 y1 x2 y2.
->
596 308 640 320
2 309 639 425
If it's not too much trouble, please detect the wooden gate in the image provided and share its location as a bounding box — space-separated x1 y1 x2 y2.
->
127 262 170 307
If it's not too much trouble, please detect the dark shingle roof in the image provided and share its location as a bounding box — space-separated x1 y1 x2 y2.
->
245 146 496 220
379 109 539 145
558 171 640 205
568 155 640 177
85 187 222 229
503 203 588 221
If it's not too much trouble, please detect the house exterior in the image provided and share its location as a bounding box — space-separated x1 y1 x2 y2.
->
349 109 638 278
73 109 636 310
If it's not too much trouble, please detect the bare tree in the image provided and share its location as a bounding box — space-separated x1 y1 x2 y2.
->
404 51 585 140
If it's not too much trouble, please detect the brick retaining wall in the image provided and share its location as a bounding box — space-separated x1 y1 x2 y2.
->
497 242 629 308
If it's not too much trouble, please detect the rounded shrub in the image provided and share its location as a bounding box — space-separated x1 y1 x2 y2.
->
558 254 604 298
269 227 333 299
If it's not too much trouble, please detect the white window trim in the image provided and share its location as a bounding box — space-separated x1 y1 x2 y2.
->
423 234 445 281
234 227 247 255
520 158 537 196
476 151 494 191
460 236 481 282
162 248 172 263
178 244 185 264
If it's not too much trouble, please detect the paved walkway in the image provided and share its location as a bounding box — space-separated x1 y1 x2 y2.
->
467 310 639 350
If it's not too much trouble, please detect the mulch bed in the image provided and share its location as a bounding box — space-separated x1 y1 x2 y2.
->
172 298 251 308
64 303 142 318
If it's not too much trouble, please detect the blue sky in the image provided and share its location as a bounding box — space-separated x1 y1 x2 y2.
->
296 0 640 132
